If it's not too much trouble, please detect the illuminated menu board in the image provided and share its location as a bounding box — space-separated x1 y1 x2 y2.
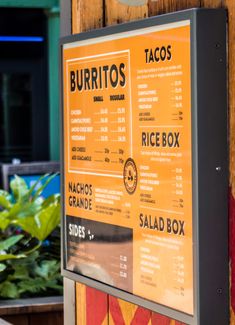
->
61 9 228 324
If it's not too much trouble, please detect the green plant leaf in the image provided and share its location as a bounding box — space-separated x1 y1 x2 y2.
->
8 263 29 280
42 194 60 208
0 234 23 251
46 282 63 294
0 190 12 209
18 277 48 294
10 176 29 202
0 253 26 261
35 260 60 280
7 202 22 219
0 190 11 200
11 201 41 219
35 204 61 241
0 281 18 298
0 211 11 230
9 251 39 266
22 174 49 200
12 216 37 237
0 196 11 209
15 204 60 241
32 173 58 201
18 277 63 296
0 263 6 272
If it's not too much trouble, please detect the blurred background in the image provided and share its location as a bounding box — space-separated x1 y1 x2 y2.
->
0 2 62 324
0 1 60 164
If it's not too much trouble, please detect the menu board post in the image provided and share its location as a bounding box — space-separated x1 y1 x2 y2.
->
60 8 228 324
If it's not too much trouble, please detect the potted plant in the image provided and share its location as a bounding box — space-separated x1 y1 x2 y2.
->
0 174 63 324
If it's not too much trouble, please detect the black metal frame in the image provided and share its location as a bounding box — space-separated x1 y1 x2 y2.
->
0 161 60 190
60 8 228 324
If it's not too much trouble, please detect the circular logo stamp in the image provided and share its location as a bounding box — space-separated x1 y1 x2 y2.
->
123 158 138 194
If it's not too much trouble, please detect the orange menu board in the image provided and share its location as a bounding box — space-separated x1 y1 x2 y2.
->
63 20 193 315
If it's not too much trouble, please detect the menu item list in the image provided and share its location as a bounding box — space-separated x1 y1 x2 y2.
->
63 20 193 314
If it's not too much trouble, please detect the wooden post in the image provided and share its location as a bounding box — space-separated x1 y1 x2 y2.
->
64 278 76 325
201 0 223 8
72 0 103 34
60 0 235 323
224 0 235 198
105 0 148 25
224 1 235 324
148 0 200 16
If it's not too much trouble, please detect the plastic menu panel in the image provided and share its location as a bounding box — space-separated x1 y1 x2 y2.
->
63 20 193 314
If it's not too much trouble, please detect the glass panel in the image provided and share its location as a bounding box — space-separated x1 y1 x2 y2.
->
0 73 32 162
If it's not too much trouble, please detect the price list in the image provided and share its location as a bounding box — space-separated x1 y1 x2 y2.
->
131 24 193 314
66 51 131 176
